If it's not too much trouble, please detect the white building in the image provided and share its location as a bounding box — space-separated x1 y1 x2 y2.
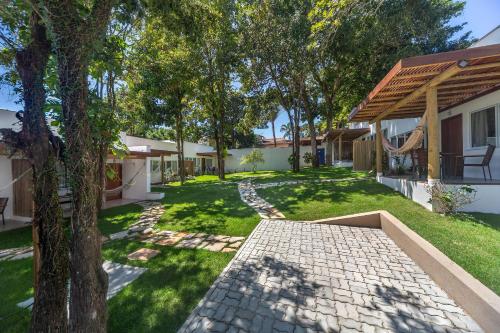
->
348 27 500 214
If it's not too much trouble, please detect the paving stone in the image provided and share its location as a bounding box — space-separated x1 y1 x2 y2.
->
127 248 160 261
177 220 483 333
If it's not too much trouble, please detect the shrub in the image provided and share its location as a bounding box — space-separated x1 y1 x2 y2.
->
426 181 476 215
240 149 265 173
303 152 313 165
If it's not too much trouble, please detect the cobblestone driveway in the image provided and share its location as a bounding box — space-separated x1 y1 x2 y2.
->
179 220 482 333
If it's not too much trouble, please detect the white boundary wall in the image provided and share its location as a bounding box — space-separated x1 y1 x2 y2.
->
378 176 500 214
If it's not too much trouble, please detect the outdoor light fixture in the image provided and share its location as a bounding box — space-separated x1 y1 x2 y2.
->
457 59 469 68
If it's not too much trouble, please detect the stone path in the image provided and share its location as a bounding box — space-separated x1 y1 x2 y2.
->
17 260 147 309
239 180 285 219
238 178 364 220
141 230 245 253
0 246 33 261
109 201 165 241
179 220 483 333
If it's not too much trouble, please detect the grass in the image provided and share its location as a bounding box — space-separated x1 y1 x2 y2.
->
258 178 500 295
0 258 33 332
98 204 144 236
0 227 32 250
0 241 233 333
169 167 369 186
103 240 233 333
154 182 260 236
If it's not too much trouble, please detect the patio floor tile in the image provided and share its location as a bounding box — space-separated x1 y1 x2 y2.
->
178 220 483 333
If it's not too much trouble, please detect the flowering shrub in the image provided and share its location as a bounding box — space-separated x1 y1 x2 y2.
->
426 181 476 214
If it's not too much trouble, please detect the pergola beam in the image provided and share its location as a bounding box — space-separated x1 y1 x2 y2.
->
370 61 500 124
370 63 463 123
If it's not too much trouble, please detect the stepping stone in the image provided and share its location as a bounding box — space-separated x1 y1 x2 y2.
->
222 248 236 253
206 235 230 242
109 230 130 240
10 251 33 260
228 237 245 243
127 248 160 261
17 260 147 309
176 237 205 249
203 242 227 252
156 233 188 246
228 241 242 249
104 261 147 299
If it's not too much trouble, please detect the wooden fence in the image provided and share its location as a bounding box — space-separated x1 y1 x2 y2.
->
353 141 375 171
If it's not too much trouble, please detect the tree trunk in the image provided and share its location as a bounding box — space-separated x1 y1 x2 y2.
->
216 107 225 180
325 114 333 166
0 12 69 331
293 107 301 173
271 118 277 147
176 110 185 184
22 25 69 333
42 1 113 331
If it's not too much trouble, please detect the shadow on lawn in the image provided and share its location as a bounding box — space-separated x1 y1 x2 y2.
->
105 242 232 333
157 183 259 235
258 179 385 218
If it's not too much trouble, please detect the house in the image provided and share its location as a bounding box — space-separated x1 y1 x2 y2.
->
0 109 218 222
348 36 500 213
253 129 369 168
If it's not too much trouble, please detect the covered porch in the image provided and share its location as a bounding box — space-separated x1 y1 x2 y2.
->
349 44 500 212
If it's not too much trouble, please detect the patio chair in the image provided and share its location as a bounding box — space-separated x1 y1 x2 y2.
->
411 148 427 179
458 144 496 181
0 197 8 225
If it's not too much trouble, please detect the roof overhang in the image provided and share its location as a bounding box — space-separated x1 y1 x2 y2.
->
328 128 371 141
349 44 500 123
196 152 232 157
108 148 178 160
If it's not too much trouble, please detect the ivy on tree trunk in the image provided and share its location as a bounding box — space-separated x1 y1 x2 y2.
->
41 1 113 331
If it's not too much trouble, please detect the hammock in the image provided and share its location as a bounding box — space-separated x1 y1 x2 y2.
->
103 162 145 194
381 112 427 155
0 168 31 193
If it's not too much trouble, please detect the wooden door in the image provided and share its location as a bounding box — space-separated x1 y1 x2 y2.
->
11 159 33 217
441 114 463 178
105 163 122 201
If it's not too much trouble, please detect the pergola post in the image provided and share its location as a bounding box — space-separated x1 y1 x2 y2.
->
426 86 440 184
338 133 343 163
160 155 165 184
376 120 383 177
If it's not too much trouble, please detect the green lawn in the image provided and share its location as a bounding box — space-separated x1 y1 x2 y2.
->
0 227 32 250
258 178 500 295
171 167 369 185
98 204 144 236
104 240 233 333
154 182 260 236
0 241 233 333
0 258 32 332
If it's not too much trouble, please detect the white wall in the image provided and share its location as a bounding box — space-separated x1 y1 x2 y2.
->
225 147 292 172
224 144 327 172
439 89 500 180
378 176 500 214
122 158 150 200
0 156 14 219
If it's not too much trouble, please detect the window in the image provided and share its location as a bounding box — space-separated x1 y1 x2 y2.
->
151 160 160 173
471 106 496 147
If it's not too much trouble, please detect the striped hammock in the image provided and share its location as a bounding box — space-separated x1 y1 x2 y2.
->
381 112 427 155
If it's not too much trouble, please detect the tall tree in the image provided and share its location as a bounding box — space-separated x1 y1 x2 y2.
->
195 0 239 179
0 7 69 331
126 16 200 184
41 1 113 330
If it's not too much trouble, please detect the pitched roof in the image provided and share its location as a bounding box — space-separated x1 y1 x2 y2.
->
349 44 500 122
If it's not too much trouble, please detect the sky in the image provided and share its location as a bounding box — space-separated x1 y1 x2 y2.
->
0 0 499 138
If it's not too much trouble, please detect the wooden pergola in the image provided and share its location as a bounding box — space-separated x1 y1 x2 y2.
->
349 44 500 183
